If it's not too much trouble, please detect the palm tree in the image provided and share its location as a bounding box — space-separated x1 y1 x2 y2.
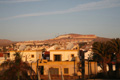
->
110 38 120 78
0 52 35 80
92 42 112 77
92 53 103 68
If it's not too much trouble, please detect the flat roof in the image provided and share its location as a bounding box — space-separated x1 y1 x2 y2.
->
10 50 42 52
50 50 79 52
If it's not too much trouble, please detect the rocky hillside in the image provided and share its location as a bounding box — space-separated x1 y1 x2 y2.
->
18 33 110 46
55 33 97 39
93 37 110 42
2 33 111 51
0 39 15 47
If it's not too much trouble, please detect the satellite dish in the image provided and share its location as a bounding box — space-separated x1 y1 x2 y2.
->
47 45 59 51
25 46 31 50
19 44 26 51
66 42 74 50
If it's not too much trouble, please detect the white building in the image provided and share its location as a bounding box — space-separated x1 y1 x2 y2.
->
0 53 10 64
50 50 79 61
84 49 93 60
10 50 42 63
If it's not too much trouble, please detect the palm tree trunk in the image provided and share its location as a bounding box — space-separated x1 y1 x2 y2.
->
115 62 120 78
115 53 120 78
103 61 108 78
108 63 113 78
17 72 20 80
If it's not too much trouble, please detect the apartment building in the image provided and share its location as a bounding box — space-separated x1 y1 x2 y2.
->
10 50 42 63
50 50 79 61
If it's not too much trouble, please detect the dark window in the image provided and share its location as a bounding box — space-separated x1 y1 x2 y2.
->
31 55 34 58
7 53 10 57
49 68 59 75
54 55 61 61
38 66 44 75
64 68 69 74
71 54 74 57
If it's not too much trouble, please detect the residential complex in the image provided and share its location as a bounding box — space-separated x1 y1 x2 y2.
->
0 34 107 79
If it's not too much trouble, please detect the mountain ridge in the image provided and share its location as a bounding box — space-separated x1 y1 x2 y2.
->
0 34 111 46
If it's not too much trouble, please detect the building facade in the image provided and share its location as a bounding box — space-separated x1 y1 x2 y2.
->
50 50 79 61
10 50 42 63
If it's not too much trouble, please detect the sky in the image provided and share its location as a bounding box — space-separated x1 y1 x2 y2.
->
0 0 120 41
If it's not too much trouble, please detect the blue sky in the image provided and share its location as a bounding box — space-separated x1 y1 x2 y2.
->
0 0 120 41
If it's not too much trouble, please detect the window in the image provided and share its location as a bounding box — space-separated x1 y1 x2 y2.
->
31 55 34 58
49 68 59 75
71 54 75 61
71 54 74 57
64 68 69 74
7 53 10 57
38 66 44 75
54 55 61 61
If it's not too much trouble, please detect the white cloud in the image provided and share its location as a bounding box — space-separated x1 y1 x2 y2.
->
0 0 43 3
1 0 120 20
67 0 120 12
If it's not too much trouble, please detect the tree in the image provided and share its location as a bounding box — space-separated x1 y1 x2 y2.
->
110 38 120 78
0 52 35 80
92 53 103 68
92 42 112 77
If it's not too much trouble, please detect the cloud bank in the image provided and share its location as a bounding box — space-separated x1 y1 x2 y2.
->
1 0 120 20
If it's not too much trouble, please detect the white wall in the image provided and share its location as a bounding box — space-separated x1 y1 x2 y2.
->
84 50 93 60
50 50 79 61
97 65 116 73
10 51 42 63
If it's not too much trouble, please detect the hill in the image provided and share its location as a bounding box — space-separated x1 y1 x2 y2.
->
55 33 97 39
1 33 111 47
20 33 110 45
4 33 111 51
93 37 110 42
0 39 15 47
